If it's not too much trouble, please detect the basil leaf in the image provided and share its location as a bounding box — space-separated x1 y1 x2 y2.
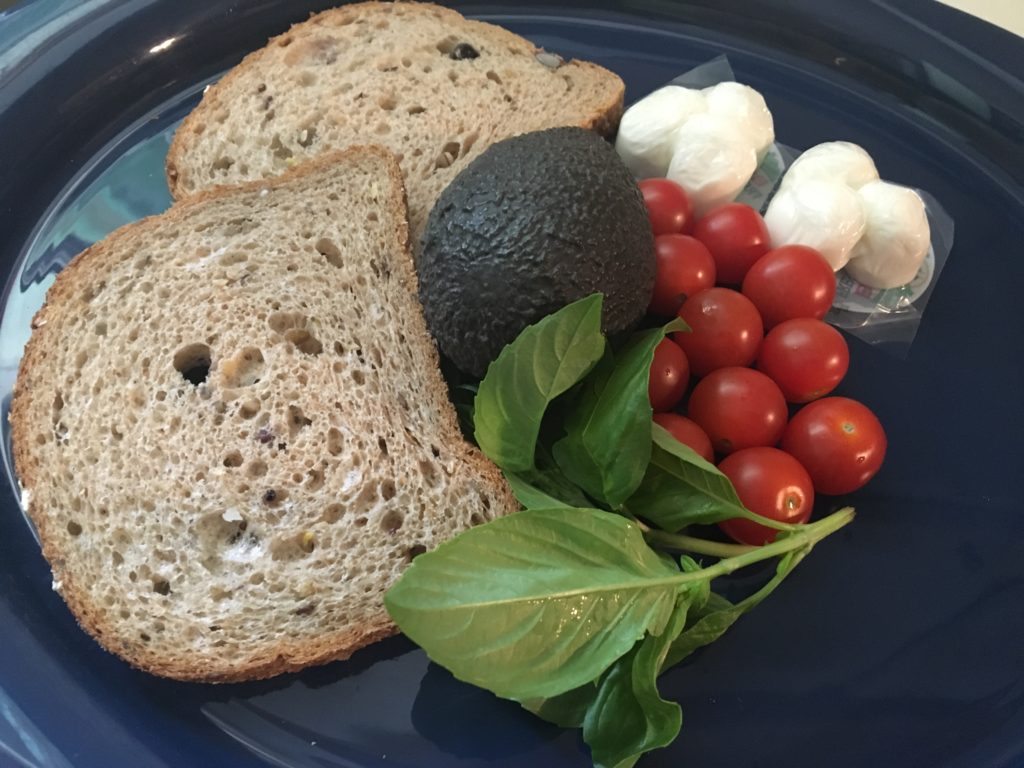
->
679 555 711 613
520 559 689 729
505 440 596 509
661 550 805 671
384 508 683 701
504 468 591 509
582 595 691 768
504 471 567 509
553 319 687 509
520 682 598 729
627 425 750 531
473 295 606 472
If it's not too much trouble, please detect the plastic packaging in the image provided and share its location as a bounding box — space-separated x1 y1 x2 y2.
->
615 57 777 217
659 56 955 356
844 181 931 289
826 187 953 353
763 180 866 271
779 141 879 192
666 114 757 217
615 86 708 180
767 147 953 356
665 57 788 212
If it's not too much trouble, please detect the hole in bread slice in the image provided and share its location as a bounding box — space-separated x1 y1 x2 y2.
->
173 343 212 386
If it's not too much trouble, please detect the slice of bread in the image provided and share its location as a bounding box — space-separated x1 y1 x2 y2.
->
166 1 624 248
10 146 517 682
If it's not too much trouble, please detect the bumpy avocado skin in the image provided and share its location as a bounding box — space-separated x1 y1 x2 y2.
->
419 127 656 377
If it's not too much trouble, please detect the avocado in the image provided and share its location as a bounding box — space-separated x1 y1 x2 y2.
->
418 127 656 377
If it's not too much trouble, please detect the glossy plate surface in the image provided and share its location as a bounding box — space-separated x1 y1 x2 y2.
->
1 2 1023 767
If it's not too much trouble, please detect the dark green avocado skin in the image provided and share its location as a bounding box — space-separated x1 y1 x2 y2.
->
418 127 656 377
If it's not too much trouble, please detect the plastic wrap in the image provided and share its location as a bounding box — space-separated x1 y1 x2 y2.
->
659 56 955 355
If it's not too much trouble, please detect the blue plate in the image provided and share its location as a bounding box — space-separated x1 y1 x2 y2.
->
2 2 1023 766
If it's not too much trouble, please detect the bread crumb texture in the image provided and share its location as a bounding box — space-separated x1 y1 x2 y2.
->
167 1 624 245
10 149 516 682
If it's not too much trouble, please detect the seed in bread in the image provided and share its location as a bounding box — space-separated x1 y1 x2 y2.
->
9 146 518 682
165 1 624 248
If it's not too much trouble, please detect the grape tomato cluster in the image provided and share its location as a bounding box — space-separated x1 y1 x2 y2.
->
640 178 887 545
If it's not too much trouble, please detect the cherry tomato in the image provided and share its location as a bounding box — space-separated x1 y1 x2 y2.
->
781 397 887 495
757 318 850 403
687 367 787 454
648 338 690 412
692 203 771 285
718 447 814 545
653 413 714 463
648 235 717 317
742 245 837 328
639 179 694 236
673 288 763 377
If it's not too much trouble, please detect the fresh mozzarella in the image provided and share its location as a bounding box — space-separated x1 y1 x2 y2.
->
702 82 775 159
615 86 708 179
764 180 867 271
667 113 758 217
779 141 879 192
844 181 930 289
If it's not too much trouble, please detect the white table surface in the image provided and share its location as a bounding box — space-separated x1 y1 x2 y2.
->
938 0 1024 38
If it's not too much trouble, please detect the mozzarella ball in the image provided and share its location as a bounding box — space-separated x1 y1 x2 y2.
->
615 86 708 179
780 141 879 192
667 113 758 217
844 181 930 289
702 81 775 159
764 180 867 271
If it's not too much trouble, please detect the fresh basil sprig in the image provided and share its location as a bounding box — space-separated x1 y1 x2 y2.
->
386 293 855 767
386 507 853 765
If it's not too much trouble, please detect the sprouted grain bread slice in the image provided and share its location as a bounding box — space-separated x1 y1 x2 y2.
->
166 1 624 248
10 146 517 682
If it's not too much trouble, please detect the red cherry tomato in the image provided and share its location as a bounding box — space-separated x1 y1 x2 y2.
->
673 288 764 377
718 447 814 545
639 179 694 236
781 397 887 495
648 235 717 317
757 318 850 403
653 413 714 463
742 245 837 328
692 203 771 285
686 367 788 455
648 338 690 412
